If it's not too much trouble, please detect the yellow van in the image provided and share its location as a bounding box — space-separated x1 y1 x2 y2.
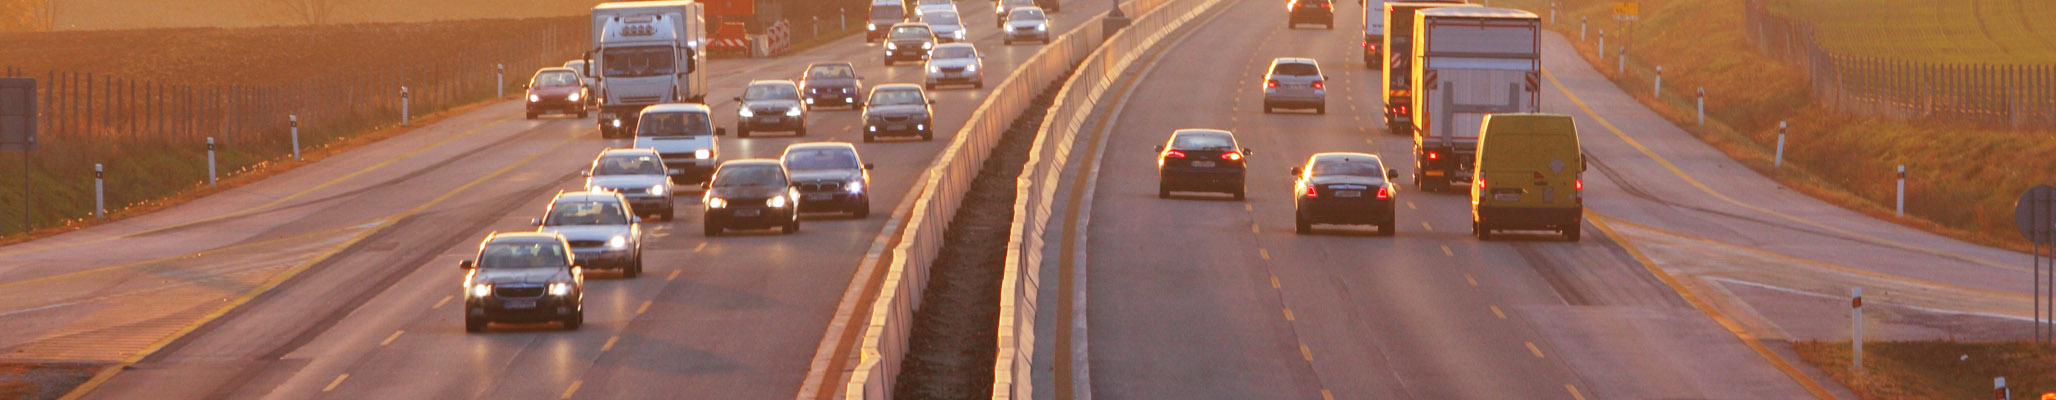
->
1470 113 1584 241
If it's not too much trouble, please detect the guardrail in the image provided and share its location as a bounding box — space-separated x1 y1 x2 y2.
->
992 0 1227 397
840 0 1176 398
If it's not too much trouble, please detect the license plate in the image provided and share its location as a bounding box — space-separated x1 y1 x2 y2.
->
1191 161 1216 167
503 299 536 309
804 193 834 201
763 117 782 123
735 209 761 217
1493 193 1521 202
1336 190 1362 198
668 168 683 174
887 124 907 130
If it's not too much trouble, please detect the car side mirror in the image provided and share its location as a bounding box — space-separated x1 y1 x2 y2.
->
857 75 867 80
459 260 474 270
1581 157 1590 172
530 218 543 226
1387 169 1400 179
864 163 876 170
1290 167 1303 176
1154 145 1165 153
701 182 711 190
1243 148 1253 156
928 99 936 105
733 96 744 103
581 169 592 177
632 216 643 224
715 127 728 136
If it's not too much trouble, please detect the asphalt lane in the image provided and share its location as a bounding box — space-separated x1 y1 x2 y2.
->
1081 0 1814 399
73 0 1122 399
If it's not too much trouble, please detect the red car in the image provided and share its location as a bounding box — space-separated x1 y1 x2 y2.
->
525 67 589 120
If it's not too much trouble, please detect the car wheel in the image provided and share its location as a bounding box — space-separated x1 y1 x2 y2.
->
925 83 935 90
525 112 537 120
885 59 894 66
1316 105 1327 114
1565 225 1581 242
662 207 675 221
1232 187 1246 200
704 221 721 237
1158 184 1171 199
1381 211 1398 236
1295 214 1312 234
465 316 486 333
738 124 750 138
864 132 876 143
854 196 872 218
975 81 984 89
797 124 808 137
1263 105 1275 114
1476 221 1495 240
625 257 642 278
921 130 934 141
563 310 583 330
577 110 589 119
784 218 800 234
1005 38 1013 45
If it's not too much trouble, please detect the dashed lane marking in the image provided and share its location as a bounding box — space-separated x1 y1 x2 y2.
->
432 295 453 310
1526 342 1546 359
1271 275 1281 289
1259 248 1271 260
1566 384 1587 400
1406 201 1416 210
1251 224 1260 233
693 242 707 253
1465 274 1478 287
1420 222 1432 231
1245 204 1253 211
1299 345 1314 362
667 269 682 281
380 330 404 346
602 336 620 352
560 380 583 399
322 374 349 392
1441 245 1453 257
636 300 653 315
1283 308 1295 321
1490 305 1507 319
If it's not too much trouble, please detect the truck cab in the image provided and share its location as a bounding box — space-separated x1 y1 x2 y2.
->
633 103 726 184
589 1 708 138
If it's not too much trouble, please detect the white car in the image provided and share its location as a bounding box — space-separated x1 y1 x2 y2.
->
1003 7 1051 45
924 43 985 89
921 10 968 42
632 104 726 183
1261 57 1327 114
915 0 957 17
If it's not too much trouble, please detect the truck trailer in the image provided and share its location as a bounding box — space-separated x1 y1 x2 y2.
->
588 1 709 138
1408 7 1541 192
1379 1 1476 137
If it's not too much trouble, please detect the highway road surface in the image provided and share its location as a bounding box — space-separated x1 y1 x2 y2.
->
0 0 1123 398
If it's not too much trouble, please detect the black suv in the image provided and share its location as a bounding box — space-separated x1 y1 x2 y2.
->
1288 0 1334 29
460 232 585 332
882 23 937 66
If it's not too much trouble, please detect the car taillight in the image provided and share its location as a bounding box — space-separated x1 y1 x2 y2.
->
1398 106 1408 114
1376 186 1390 200
1476 178 1485 190
1164 150 1186 159
1575 178 1583 190
1221 152 1243 161
1266 79 1279 88
1321 3 1331 9
1304 185 1318 198
1311 81 1324 90
1426 151 1440 160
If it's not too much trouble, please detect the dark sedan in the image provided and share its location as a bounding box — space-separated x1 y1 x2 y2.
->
782 142 874 218
882 23 937 66
702 160 801 236
459 232 585 332
862 84 938 142
1292 152 1399 235
1156 129 1250 199
801 62 865 109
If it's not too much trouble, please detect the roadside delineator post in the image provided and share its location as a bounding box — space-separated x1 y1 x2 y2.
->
1581 16 1588 41
1896 165 1906 217
1549 2 1557 24
290 114 301 161
401 86 411 126
1654 66 1662 97
841 8 848 31
94 163 104 219
206 137 217 188
1852 287 1863 373
1598 30 1605 58
1617 47 1626 75
1775 121 1787 168
496 64 505 99
1995 377 2009 400
1697 87 1706 126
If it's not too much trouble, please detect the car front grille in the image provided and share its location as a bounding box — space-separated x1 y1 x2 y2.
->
799 181 843 192
620 95 662 104
496 285 546 298
567 240 606 248
884 115 910 122
941 67 965 73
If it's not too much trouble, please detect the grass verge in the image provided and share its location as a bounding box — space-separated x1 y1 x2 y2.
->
1496 0 2055 252
0 363 97 400
1795 340 2056 399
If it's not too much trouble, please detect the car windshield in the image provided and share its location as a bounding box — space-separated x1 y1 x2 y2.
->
1003 0 1035 9
1312 158 1384 178
869 89 927 106
713 165 788 188
932 47 975 59
784 148 861 171
544 200 630 226
601 46 676 78
533 71 579 87
891 26 932 39
1009 9 1044 20
926 12 960 25
563 61 586 75
1272 62 1320 76
919 0 952 6
808 65 855 79
637 112 712 137
744 84 799 100
594 155 665 176
871 5 903 19
1171 133 1236 150
478 241 569 269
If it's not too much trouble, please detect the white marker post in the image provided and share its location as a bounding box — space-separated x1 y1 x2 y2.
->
1654 66 1663 97
1581 17 1587 41
1995 377 2009 400
206 137 217 187
813 16 820 37
841 7 847 31
1852 287 1863 373
496 64 505 98
401 86 411 125
1618 47 1626 75
1550 2 1557 25
1775 121 1787 168
1896 165 1907 217
1598 30 1606 58
290 114 301 161
1697 88 1706 126
94 164 104 218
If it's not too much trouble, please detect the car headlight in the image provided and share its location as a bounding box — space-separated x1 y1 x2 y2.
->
610 119 622 128
868 22 878 30
848 181 865 193
470 283 492 298
785 107 803 117
706 197 728 208
805 98 815 105
739 108 755 117
567 92 581 102
929 65 942 73
966 64 978 72
548 282 573 296
921 42 933 49
952 31 966 39
607 236 627 249
916 124 927 131
694 149 711 159
648 185 666 196
888 42 899 50
1036 24 1047 31
528 94 541 102
767 195 788 208
868 125 878 132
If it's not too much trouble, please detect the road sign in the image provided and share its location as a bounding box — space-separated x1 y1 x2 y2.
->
1612 1 1640 21
2018 185 2056 244
0 78 35 152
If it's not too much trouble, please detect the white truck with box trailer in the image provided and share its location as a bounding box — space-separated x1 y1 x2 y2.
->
587 1 708 138
1408 7 1541 191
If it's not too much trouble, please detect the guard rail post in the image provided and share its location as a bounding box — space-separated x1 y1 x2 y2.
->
1852 287 1864 373
1598 30 1606 58
496 64 505 99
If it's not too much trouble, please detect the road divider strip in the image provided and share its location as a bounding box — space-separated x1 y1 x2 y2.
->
996 0 1235 398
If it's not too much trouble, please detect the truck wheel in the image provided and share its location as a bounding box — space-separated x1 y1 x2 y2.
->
864 132 876 143
783 218 800 234
1005 38 1013 45
1476 221 1495 240
662 207 674 221
1564 226 1581 241
885 59 894 66
1158 184 1171 199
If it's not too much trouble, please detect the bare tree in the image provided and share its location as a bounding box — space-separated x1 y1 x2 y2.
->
2 0 61 31
268 0 345 25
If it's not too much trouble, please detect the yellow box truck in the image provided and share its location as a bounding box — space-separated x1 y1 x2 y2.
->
1470 113 1584 241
